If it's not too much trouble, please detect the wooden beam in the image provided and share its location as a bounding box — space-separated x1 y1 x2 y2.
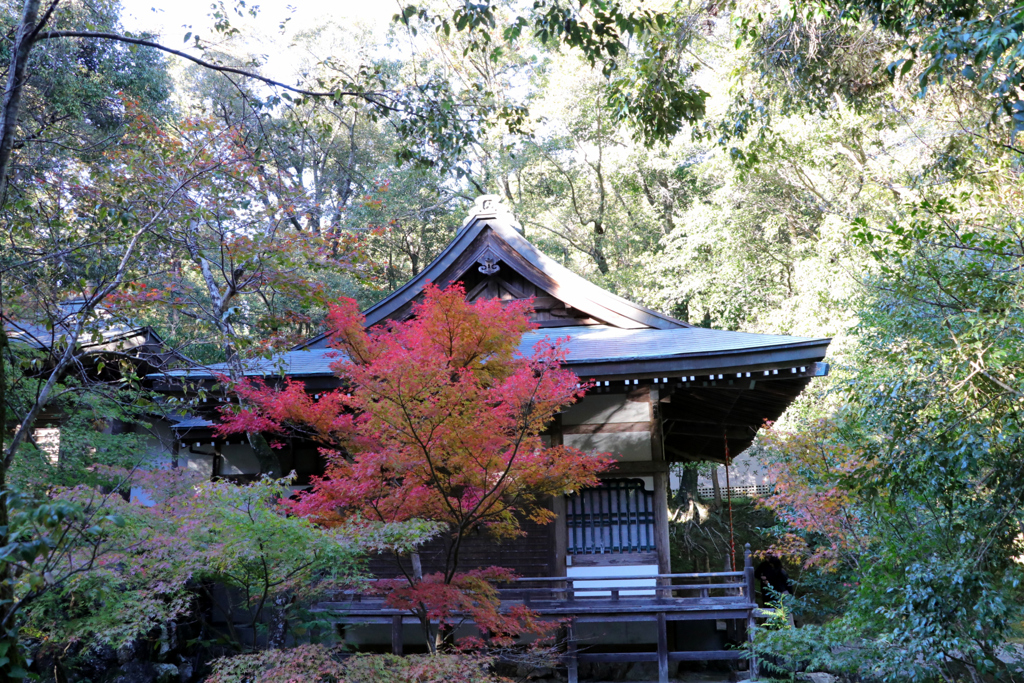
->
569 552 658 567
744 543 758 678
651 386 672 579
669 651 743 661
551 414 567 578
601 460 669 476
664 424 758 440
657 612 669 683
576 650 743 663
391 615 403 656
567 618 579 683
654 469 671 575
564 421 650 434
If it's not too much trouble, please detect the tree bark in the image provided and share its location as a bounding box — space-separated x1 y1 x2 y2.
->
0 326 29 679
0 0 43 198
672 465 699 507
248 432 282 478
591 221 610 274
268 593 291 649
0 7 46 663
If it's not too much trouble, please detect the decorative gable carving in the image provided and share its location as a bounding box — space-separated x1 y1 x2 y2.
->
477 256 501 275
345 196 690 332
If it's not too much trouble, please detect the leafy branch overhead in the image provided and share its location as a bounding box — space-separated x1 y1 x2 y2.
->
395 0 709 146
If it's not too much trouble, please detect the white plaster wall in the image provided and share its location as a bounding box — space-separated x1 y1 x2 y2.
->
563 393 653 462
564 431 652 461
565 564 658 596
33 427 61 464
128 419 178 506
694 451 772 493
183 452 214 478
139 419 176 467
563 394 649 425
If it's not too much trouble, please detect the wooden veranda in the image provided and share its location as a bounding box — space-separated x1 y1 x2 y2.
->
321 545 760 683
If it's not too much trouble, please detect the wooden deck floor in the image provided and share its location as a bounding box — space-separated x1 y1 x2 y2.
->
319 545 761 683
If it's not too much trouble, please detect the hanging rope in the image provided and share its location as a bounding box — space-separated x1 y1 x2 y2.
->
724 431 736 572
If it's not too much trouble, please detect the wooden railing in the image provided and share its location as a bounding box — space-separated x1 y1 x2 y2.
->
324 544 760 683
500 568 749 604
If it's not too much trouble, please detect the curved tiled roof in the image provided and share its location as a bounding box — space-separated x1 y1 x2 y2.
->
157 325 828 379
156 197 830 383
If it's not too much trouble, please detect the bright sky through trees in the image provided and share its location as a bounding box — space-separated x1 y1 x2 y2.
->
120 0 399 83
121 0 398 39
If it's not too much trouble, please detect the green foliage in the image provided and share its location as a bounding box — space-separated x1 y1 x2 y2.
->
340 653 501 683
395 0 708 153
206 644 347 683
4 0 1024 679
20 475 370 653
754 169 1024 679
820 0 1024 134
0 0 171 166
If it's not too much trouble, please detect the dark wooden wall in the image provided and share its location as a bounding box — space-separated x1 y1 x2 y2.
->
368 513 556 579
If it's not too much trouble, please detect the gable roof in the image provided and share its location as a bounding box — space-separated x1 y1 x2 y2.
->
300 196 689 350
4 299 177 363
151 196 832 463
371 196 689 329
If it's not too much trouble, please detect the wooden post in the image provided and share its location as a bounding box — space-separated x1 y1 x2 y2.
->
657 612 669 683
566 617 579 683
551 414 568 580
744 543 758 678
391 614 403 656
653 470 671 588
553 494 567 573
651 387 672 597
744 543 755 601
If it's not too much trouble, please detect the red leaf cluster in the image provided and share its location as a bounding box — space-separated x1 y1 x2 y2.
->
217 286 609 649
219 285 610 539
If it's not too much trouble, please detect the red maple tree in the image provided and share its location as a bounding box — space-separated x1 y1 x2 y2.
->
218 285 610 650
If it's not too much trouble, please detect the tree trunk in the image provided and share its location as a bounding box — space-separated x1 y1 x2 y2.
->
268 593 291 649
220 323 283 478
247 432 282 478
411 551 423 581
591 221 610 274
0 327 29 679
672 466 699 507
0 0 42 197
711 468 722 508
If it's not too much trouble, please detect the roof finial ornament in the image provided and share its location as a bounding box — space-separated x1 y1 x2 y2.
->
461 194 524 234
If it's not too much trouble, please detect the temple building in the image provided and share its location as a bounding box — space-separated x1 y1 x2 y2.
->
152 195 830 678
159 194 829 577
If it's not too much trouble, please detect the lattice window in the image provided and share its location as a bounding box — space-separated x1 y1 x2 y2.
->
566 479 655 554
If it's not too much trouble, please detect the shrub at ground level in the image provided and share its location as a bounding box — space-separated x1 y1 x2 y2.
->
206 647 504 683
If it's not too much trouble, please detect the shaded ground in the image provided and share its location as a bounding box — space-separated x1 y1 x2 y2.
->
670 495 779 575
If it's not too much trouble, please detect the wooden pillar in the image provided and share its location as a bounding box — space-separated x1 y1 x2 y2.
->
650 387 672 579
553 495 567 577
657 612 669 683
550 414 567 577
743 543 755 601
391 615 403 656
744 543 758 678
566 617 578 683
